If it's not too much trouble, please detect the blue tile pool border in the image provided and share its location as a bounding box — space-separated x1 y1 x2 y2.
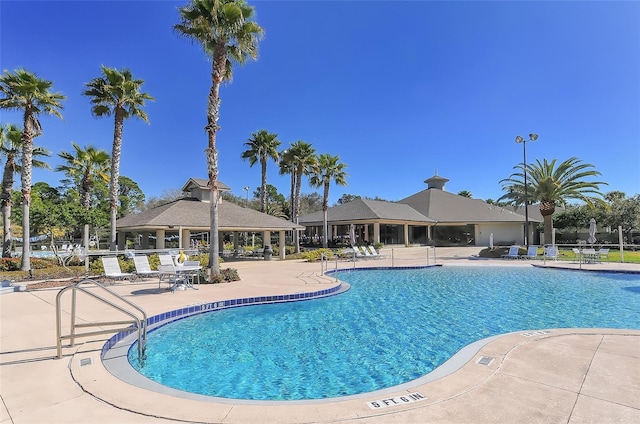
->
100 280 349 359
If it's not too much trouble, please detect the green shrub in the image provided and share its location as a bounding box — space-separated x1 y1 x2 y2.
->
208 268 240 284
300 248 334 262
0 257 56 271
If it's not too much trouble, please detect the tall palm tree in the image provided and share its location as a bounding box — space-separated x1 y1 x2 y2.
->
241 130 280 212
56 143 110 254
175 0 263 276
56 143 110 210
280 141 316 252
0 69 65 271
310 153 348 248
499 157 607 243
1 124 51 257
83 66 154 251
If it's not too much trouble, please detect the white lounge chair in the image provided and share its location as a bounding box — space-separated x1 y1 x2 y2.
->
545 246 559 260
524 246 539 259
158 253 175 266
101 256 135 283
133 255 159 280
502 245 521 259
597 248 609 262
366 245 386 259
358 246 374 259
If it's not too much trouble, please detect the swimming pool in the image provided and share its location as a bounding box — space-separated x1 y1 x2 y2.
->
126 266 640 401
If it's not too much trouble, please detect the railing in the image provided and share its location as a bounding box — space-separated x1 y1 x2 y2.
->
55 278 147 361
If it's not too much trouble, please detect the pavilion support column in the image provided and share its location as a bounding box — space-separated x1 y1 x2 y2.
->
117 232 126 250
142 232 150 249
181 228 190 249
373 223 380 244
404 224 409 247
263 231 271 248
233 232 239 257
279 231 286 259
427 225 432 243
364 224 369 242
156 229 165 250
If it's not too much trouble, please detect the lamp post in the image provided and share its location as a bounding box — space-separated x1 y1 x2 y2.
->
515 133 538 248
243 186 250 207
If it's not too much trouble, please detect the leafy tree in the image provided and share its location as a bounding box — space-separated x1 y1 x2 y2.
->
457 190 472 198
337 193 361 204
83 66 154 251
499 157 607 243
280 141 316 253
0 69 65 270
144 188 184 210
118 176 145 216
601 192 640 242
309 153 348 248
1 124 51 256
241 130 280 212
299 192 323 215
175 0 263 275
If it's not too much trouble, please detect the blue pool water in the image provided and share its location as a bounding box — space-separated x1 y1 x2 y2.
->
129 266 640 401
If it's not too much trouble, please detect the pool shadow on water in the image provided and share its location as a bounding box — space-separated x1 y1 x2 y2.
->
623 286 640 294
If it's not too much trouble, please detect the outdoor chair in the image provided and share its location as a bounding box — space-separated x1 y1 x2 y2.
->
358 246 374 259
524 246 540 259
101 256 135 283
158 264 185 293
133 255 159 280
544 246 559 260
367 245 387 259
582 248 598 263
597 248 610 262
158 253 175 266
501 245 521 259
572 248 582 262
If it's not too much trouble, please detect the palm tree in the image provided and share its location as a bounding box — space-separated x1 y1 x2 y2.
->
56 143 110 254
56 143 110 210
499 157 607 244
0 69 65 271
280 141 316 252
83 66 154 251
175 0 263 276
310 154 348 248
1 124 51 257
241 130 280 212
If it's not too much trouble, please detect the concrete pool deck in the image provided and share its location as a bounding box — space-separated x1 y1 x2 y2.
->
1 246 639 423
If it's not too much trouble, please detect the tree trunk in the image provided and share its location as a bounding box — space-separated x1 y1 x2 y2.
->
207 54 223 277
540 201 556 245
260 156 267 212
1 157 15 258
109 108 124 251
20 111 35 271
322 182 330 248
289 170 299 253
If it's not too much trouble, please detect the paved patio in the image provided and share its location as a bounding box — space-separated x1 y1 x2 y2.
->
1 247 639 423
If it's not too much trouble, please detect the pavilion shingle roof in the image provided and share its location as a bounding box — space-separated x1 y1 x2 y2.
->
117 198 303 231
399 189 540 223
299 199 435 224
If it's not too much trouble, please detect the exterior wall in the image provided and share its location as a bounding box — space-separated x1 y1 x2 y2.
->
475 223 523 246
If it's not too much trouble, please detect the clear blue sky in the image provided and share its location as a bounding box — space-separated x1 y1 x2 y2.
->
2 0 639 206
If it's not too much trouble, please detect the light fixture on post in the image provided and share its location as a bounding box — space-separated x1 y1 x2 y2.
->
515 133 538 248
243 186 250 207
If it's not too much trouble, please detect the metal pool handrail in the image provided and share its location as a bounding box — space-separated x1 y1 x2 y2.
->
55 278 147 361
